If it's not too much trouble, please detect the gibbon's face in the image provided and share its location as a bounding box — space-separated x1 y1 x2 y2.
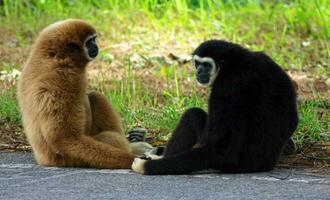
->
84 34 98 61
193 55 219 87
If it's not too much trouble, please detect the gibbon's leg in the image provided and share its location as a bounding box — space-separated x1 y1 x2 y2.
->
132 147 214 175
93 131 153 156
88 91 153 156
88 91 135 153
88 91 124 135
164 107 207 157
126 128 154 156
93 131 132 153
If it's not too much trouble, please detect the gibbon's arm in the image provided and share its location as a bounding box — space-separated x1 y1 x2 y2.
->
206 110 248 167
206 69 262 163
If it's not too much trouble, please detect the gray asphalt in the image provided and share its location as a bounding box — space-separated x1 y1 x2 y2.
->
0 152 329 200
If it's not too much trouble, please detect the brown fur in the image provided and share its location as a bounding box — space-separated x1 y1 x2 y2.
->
17 19 143 168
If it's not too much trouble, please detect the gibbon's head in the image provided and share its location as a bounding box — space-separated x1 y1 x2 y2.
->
36 19 98 65
192 40 241 87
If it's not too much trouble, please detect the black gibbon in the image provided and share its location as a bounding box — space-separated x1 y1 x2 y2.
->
132 40 298 175
17 19 152 168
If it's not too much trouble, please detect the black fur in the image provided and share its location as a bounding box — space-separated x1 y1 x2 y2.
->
143 40 298 175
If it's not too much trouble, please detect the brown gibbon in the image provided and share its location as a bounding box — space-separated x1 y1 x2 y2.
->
17 19 151 168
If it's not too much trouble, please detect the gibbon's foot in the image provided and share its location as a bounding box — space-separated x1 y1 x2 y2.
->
127 128 147 142
127 128 166 157
130 142 153 156
139 155 152 160
132 158 146 174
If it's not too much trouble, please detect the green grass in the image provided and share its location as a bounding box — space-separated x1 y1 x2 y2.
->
0 87 21 124
0 86 328 148
94 58 207 135
1 0 329 70
0 0 329 146
296 100 330 147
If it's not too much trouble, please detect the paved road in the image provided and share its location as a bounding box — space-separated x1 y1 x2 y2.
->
0 152 329 200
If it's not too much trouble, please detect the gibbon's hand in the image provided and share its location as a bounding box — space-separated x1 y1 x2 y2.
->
139 155 152 160
140 152 163 160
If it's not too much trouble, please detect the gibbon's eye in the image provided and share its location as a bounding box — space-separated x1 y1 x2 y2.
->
85 36 96 47
194 60 200 68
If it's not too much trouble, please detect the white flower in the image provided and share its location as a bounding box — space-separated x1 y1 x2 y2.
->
0 69 21 81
